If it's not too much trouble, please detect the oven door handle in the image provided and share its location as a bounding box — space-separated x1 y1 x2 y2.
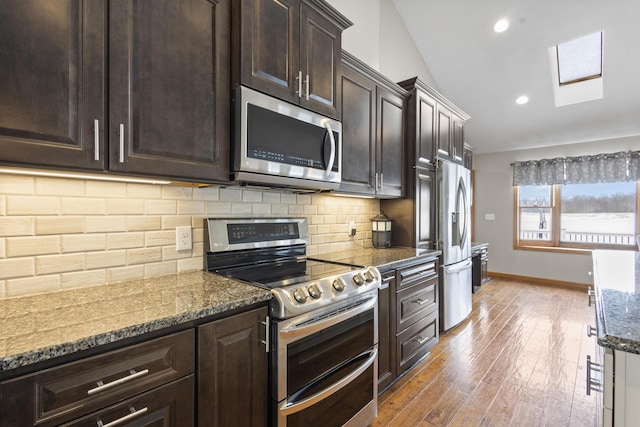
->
279 294 377 341
280 347 377 416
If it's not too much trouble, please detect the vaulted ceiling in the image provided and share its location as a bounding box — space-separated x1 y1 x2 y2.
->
392 0 640 154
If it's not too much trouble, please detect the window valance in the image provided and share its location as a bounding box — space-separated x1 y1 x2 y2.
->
512 150 640 186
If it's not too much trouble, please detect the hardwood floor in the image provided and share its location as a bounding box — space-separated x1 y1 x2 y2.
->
374 277 597 427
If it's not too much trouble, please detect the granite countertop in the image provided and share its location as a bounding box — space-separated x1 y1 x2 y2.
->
0 271 272 373
310 247 441 270
471 242 489 254
592 250 640 354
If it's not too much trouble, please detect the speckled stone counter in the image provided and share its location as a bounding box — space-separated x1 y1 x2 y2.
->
311 247 441 270
592 250 640 354
0 271 271 373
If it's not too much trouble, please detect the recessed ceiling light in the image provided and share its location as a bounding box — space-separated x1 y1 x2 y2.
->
516 95 529 105
493 19 509 33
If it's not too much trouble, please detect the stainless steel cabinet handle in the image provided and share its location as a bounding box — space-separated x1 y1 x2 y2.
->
119 123 125 163
321 119 336 176
304 74 310 100
87 368 150 395
260 316 270 353
413 336 429 346
296 71 303 98
586 355 602 395
587 325 597 337
380 173 384 191
588 288 595 306
94 119 100 161
96 406 148 427
412 298 429 306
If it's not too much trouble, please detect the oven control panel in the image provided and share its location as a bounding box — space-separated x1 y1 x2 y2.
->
270 266 381 319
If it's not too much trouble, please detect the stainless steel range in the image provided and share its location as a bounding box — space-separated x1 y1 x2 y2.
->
205 218 380 427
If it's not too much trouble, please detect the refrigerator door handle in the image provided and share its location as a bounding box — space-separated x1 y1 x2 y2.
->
445 259 473 274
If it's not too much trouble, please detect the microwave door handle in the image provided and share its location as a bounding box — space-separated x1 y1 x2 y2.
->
322 120 336 176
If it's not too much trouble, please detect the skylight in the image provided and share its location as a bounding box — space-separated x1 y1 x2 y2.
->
556 32 602 85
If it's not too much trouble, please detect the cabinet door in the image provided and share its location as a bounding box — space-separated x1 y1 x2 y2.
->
299 2 342 118
238 0 300 106
377 271 396 392
339 64 376 195
0 0 105 170
109 0 230 182
436 104 451 161
416 167 435 248
451 115 465 164
415 90 436 167
376 86 405 198
198 307 268 427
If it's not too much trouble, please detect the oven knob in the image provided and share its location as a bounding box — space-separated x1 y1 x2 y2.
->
363 271 374 282
353 274 365 286
292 288 307 303
308 284 322 299
332 279 345 292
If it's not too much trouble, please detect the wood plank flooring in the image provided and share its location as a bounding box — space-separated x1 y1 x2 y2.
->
374 277 597 427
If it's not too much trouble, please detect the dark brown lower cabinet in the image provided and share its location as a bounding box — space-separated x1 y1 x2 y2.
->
197 306 269 427
377 270 396 392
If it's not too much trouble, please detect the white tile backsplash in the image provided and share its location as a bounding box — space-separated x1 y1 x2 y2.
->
0 172 379 297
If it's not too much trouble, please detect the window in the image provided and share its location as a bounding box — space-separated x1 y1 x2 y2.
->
515 182 640 250
556 32 603 85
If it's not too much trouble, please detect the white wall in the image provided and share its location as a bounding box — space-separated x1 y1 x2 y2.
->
327 0 438 87
473 136 640 285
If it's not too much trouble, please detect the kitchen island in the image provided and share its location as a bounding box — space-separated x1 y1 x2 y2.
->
591 250 640 426
0 271 271 374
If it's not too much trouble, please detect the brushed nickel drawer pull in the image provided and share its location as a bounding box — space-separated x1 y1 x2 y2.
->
587 325 597 337
413 336 429 346
260 316 270 353
412 298 429 305
87 368 150 395
304 74 310 100
94 119 100 161
118 123 125 163
296 71 303 98
96 406 148 427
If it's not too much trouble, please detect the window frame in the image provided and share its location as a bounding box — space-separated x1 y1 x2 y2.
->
514 182 640 252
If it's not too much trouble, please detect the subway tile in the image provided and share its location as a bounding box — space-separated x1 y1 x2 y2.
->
0 196 5 215
177 200 205 215
177 256 203 273
316 224 331 235
145 230 174 247
303 205 318 215
296 194 312 205
85 216 127 233
61 197 106 215
107 265 144 283
127 247 162 265
161 185 192 200
162 246 192 261
0 280 5 298
107 232 145 250
192 227 204 244
205 201 231 215
271 204 288 215
192 186 219 201
36 253 84 275
191 217 205 230
6 275 61 297
145 200 177 215
0 257 35 279
288 205 303 215
161 216 191 230
106 198 145 215
262 192 281 204
6 195 58 215
6 236 60 257
231 202 252 214
242 190 262 202
61 270 106 290
144 261 178 278
62 234 107 253
219 187 242 202
0 174 35 194
0 217 34 237
323 215 337 225
0 238 5 258
85 181 127 198
127 183 162 199
35 216 85 235
127 216 161 231
85 250 127 269
309 215 324 225
252 203 271 215
36 177 85 196
280 193 297 204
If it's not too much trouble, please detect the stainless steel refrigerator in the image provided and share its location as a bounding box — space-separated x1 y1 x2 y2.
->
437 159 472 331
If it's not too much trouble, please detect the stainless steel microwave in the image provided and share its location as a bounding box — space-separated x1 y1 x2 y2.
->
232 86 342 190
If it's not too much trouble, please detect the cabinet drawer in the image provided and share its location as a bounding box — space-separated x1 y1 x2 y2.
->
396 260 438 291
60 375 194 427
396 277 437 331
0 330 194 427
396 310 438 375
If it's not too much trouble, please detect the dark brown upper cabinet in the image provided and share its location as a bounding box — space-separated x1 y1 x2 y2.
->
338 52 407 198
398 77 469 166
233 0 351 119
0 0 231 183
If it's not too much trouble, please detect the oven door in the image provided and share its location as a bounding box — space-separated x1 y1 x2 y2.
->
272 292 378 427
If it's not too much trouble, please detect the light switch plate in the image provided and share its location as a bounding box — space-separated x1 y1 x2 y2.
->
485 213 496 221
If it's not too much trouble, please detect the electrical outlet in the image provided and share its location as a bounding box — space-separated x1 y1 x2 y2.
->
348 220 356 237
485 213 496 221
176 226 192 251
